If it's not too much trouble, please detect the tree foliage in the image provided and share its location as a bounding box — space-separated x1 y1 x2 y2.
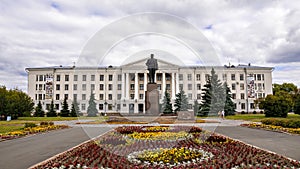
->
34 101 45 117
294 94 300 115
259 93 293 117
193 100 199 116
71 99 81 117
198 68 225 116
223 83 235 116
174 89 189 113
161 90 173 114
60 97 70 117
273 83 298 95
47 99 57 117
87 92 97 117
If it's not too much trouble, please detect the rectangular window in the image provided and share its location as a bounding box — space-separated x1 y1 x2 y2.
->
196 74 201 81
100 75 104 81
197 84 201 90
197 94 201 100
109 75 113 81
166 74 171 81
179 84 183 90
205 74 210 81
56 75 60 81
39 84 43 90
262 74 264 81
36 84 38 90
117 104 120 111
222 74 227 81
108 104 112 110
188 84 192 90
36 75 39 81
157 74 162 81
232 83 236 90
73 94 77 100
166 84 171 90
241 93 245 100
91 75 95 81
82 75 86 81
38 94 43 100
250 103 255 109
241 103 245 110
118 84 122 90
187 74 192 81
99 84 104 90
117 74 122 81
130 94 134 100
240 83 244 90
179 74 183 81
232 93 236 99
56 94 59 100
99 104 103 110
82 94 86 100
64 94 68 100
74 75 78 81
240 74 244 81
82 84 86 91
99 94 104 100
39 75 43 81
65 84 69 90
65 75 69 81
188 93 192 100
231 74 235 81
139 74 144 81
91 84 95 91
117 94 121 100
157 84 161 90
108 84 113 90
140 84 144 90
257 74 262 81
108 94 112 100
56 84 60 90
73 84 77 91
139 94 144 100
130 84 135 90
81 104 86 111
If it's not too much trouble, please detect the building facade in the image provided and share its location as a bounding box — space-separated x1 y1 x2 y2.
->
25 58 273 114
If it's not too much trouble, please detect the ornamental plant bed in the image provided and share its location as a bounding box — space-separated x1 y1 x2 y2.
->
241 123 300 135
31 125 300 169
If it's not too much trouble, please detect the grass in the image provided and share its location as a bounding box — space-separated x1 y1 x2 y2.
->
18 117 79 121
226 113 300 122
0 125 24 134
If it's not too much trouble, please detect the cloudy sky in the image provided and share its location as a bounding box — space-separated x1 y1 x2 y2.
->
1 0 300 91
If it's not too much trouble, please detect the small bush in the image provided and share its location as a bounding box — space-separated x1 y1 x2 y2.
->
241 111 246 114
252 111 257 114
24 122 37 128
40 121 54 126
261 119 300 128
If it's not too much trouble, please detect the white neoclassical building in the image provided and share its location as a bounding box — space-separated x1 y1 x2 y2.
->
25 58 273 114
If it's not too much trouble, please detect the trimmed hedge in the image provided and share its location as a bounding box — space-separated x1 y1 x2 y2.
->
261 119 300 128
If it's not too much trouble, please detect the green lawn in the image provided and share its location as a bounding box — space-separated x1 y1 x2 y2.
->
226 113 300 122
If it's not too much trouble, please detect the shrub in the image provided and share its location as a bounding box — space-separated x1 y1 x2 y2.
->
252 111 257 114
261 119 300 128
40 121 54 126
241 111 246 114
24 122 37 128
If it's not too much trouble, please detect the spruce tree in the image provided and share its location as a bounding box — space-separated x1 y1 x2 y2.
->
70 103 77 117
87 92 97 117
198 68 225 116
223 82 235 115
47 99 57 117
34 101 45 117
162 90 173 114
193 100 199 116
174 89 189 113
60 97 70 117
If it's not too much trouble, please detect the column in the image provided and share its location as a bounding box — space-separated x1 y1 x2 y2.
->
125 73 129 99
121 72 125 100
162 72 166 94
175 72 179 96
172 73 176 100
134 72 138 100
144 72 147 92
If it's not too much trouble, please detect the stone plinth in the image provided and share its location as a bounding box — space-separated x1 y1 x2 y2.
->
145 83 159 115
177 111 195 120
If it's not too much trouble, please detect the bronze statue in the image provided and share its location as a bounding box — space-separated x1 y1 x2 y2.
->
146 54 158 83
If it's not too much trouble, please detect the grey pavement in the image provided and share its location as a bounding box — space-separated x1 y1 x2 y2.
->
0 119 299 169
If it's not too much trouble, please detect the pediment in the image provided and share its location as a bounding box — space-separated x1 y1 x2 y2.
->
121 58 179 70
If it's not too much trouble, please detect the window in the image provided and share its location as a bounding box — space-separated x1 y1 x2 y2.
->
166 84 171 90
188 84 192 90
82 84 86 91
140 84 144 90
117 104 120 111
118 74 122 81
99 104 103 110
81 104 86 111
82 75 86 81
188 93 192 100
108 94 112 100
73 94 77 100
82 94 86 100
231 74 235 81
258 83 262 90
130 94 134 100
91 75 95 81
56 94 60 100
64 94 68 100
241 103 245 110
232 83 236 90
108 84 113 90
99 84 104 90
205 74 210 81
100 75 104 81
232 93 236 99
157 74 162 81
179 74 183 81
109 75 113 81
240 74 244 81
56 75 60 81
222 74 227 81
157 84 161 90
117 94 121 100
99 94 104 100
65 75 69 81
35 84 38 90
257 74 262 81
250 103 255 109
197 94 201 100
187 74 192 81
91 84 95 91
108 104 112 110
130 84 135 90
38 75 43 81
36 75 39 81
139 74 144 81
196 74 201 81
179 84 183 90
55 104 59 110
166 74 171 81
262 74 264 80
74 75 78 81
241 93 245 100
240 83 244 90
56 84 60 90
65 84 69 90
139 94 144 100
38 94 43 100
188 104 193 109
39 84 43 90
73 84 77 90
197 84 201 90
118 84 122 90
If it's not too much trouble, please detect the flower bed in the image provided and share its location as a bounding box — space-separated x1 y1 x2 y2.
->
31 125 300 169
241 123 300 135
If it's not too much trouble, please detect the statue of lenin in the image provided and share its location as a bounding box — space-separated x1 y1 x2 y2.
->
146 54 158 84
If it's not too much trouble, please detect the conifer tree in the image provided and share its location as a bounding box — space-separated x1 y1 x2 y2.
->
87 92 97 117
47 99 57 117
60 97 70 117
174 89 189 113
223 82 235 115
162 90 173 114
193 100 199 116
34 100 45 117
70 103 77 117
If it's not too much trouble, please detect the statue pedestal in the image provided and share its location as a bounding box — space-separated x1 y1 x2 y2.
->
145 83 160 115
